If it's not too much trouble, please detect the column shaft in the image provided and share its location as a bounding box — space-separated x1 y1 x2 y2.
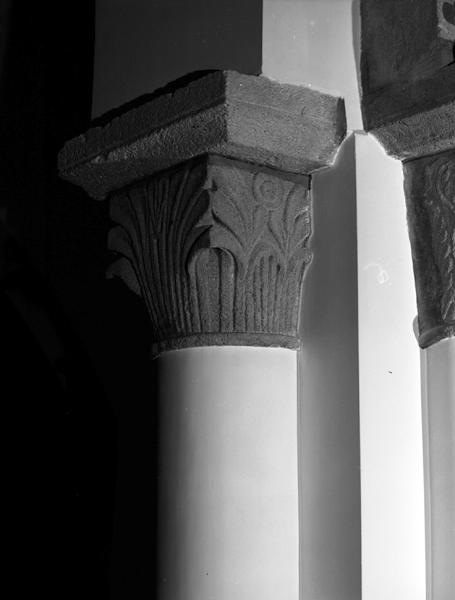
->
422 339 455 600
156 347 299 600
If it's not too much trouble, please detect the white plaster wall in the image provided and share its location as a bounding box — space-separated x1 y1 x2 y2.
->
356 134 425 599
264 3 425 598
157 347 299 600
263 2 362 598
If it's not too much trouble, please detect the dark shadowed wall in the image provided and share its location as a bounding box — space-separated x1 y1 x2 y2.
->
92 0 262 117
0 2 120 599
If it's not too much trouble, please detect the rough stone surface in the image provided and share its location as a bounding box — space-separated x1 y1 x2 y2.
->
361 1 455 348
58 70 346 200
371 100 455 161
107 155 312 356
361 0 454 93
361 0 455 143
404 150 455 348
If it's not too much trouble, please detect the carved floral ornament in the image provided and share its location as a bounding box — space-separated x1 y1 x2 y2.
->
404 150 455 348
107 156 312 356
429 157 455 322
58 71 347 356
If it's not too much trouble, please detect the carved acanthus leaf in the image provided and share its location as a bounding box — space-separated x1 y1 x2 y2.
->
404 150 455 347
107 156 312 354
424 156 455 322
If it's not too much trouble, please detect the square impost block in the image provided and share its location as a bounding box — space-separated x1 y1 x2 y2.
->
361 0 455 160
59 70 346 200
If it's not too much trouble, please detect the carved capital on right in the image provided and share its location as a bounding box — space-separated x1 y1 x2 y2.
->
360 1 455 347
404 150 455 347
361 0 455 161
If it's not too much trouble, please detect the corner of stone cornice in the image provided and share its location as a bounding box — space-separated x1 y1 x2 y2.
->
58 70 346 200
365 97 455 162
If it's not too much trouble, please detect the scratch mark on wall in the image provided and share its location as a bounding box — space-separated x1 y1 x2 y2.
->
363 262 390 285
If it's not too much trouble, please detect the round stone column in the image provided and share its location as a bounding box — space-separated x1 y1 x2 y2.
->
157 346 298 600
58 70 346 598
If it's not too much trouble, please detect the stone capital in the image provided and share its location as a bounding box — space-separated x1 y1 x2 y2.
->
404 152 455 348
360 1 455 347
58 70 346 355
361 0 455 162
108 155 311 356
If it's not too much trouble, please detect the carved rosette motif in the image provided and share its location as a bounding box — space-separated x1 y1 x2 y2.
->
107 155 312 356
404 150 455 347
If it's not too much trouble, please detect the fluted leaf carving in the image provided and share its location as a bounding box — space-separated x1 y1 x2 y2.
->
429 157 455 321
425 155 455 322
108 155 312 354
405 150 455 347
